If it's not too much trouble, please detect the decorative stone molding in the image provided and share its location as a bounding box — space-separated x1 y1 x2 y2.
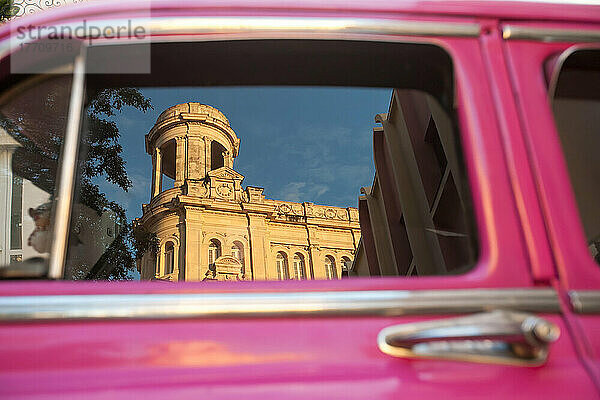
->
271 200 357 221
245 186 265 203
204 256 244 281
185 181 209 198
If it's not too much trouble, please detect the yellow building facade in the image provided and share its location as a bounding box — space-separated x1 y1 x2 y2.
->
136 103 360 282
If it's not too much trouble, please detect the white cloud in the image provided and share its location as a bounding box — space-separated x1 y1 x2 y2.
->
95 171 151 219
278 182 330 203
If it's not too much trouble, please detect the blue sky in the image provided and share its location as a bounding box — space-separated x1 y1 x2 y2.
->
100 87 392 221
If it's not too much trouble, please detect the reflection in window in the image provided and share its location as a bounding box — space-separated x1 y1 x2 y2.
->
208 239 221 266
325 255 337 280
0 72 71 272
355 89 476 277
67 39 476 282
276 252 288 280
292 253 306 280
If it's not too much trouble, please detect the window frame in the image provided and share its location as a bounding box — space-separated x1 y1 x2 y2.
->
164 242 175 275
276 252 289 280
208 239 221 267
324 255 337 280
292 253 305 280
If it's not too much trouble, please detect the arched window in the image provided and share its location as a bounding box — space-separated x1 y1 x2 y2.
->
292 253 306 280
164 242 175 274
232 241 244 266
211 141 226 170
158 139 176 192
325 255 337 280
208 239 221 267
276 252 289 280
341 256 352 271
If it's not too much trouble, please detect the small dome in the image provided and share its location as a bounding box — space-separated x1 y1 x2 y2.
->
155 102 230 126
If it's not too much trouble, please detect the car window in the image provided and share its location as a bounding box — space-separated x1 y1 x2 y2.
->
550 48 600 265
22 39 477 281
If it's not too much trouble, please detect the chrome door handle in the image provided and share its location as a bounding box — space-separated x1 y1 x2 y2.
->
378 310 560 366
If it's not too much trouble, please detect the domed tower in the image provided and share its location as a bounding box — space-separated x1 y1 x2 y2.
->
137 103 360 283
146 102 241 199
138 103 248 282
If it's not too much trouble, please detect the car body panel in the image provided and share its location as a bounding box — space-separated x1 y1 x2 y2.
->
0 1 599 398
503 21 600 393
0 315 596 399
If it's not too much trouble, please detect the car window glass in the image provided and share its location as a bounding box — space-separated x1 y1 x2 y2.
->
551 49 600 264
0 72 72 276
62 39 477 281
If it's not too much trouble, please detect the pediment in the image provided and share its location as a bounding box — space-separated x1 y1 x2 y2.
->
214 256 243 274
207 166 245 181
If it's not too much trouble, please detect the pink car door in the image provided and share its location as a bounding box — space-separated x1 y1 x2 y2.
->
0 3 597 399
503 21 600 388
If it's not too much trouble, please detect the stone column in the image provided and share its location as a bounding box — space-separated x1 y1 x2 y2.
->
173 241 180 279
175 136 186 186
204 136 211 173
184 136 189 180
152 147 162 198
247 213 269 280
182 207 204 281
177 212 186 281
155 244 163 278
186 136 205 180
150 150 156 199
223 150 232 168
306 225 327 279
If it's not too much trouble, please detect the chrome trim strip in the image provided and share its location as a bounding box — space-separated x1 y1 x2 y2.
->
146 16 480 38
47 50 86 279
548 45 600 100
569 290 600 314
0 289 559 321
503 25 600 42
0 16 480 60
547 45 579 101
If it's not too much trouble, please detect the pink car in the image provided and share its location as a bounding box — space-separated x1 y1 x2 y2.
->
0 0 599 398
